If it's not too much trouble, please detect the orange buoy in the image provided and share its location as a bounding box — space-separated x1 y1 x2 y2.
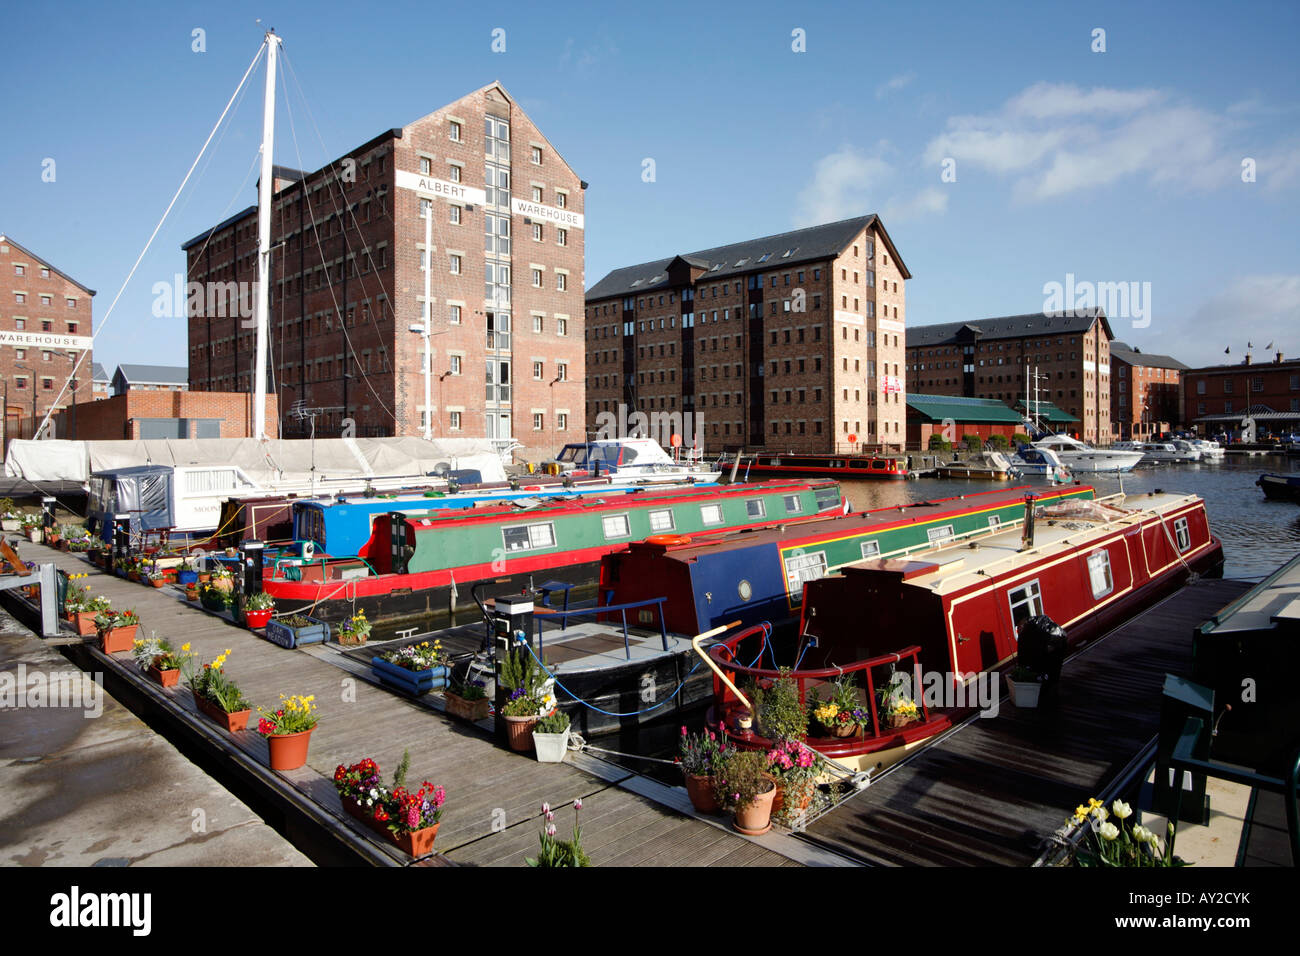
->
645 534 691 547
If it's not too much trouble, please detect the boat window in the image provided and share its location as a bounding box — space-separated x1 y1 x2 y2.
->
746 499 766 518
502 522 556 552
601 514 631 539
557 444 587 464
784 550 828 600
184 469 238 494
860 540 881 560
871 460 886 470
648 509 674 532
850 460 869 469
927 525 954 543
1008 580 1044 630
814 486 841 512
1087 550 1113 599
1174 517 1190 552
988 515 1002 529
701 504 724 526
783 495 803 514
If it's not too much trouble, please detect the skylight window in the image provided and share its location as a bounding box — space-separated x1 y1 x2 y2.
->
630 279 643 287
709 263 721 272
734 257 749 267
757 253 771 263
781 247 797 257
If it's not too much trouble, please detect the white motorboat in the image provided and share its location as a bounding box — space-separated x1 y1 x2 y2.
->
1030 434 1144 473
1006 445 1072 482
1190 439 1226 459
1139 442 1200 463
542 437 722 484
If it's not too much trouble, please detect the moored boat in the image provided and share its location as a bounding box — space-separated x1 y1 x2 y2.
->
1031 434 1143 473
736 452 909 480
1257 474 1300 502
261 480 846 627
934 452 1018 480
542 437 721 483
704 490 1223 773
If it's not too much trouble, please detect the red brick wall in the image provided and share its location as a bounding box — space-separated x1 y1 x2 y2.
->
52 391 279 441
1183 356 1300 431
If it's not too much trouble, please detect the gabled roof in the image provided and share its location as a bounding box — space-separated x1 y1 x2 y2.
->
908 310 1112 348
0 234 96 295
1109 341 1187 371
114 364 189 385
91 363 110 383
906 394 1025 424
586 215 910 300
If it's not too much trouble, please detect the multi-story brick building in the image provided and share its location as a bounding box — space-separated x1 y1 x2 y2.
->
906 310 1113 444
1182 351 1300 438
1 234 95 441
584 215 909 454
1109 341 1186 439
182 83 585 459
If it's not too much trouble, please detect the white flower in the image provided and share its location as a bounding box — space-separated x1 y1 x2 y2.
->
573 798 583 810
1111 800 1132 820
1090 805 1108 823
1099 822 1120 841
546 824 557 836
541 802 550 814
1132 824 1152 843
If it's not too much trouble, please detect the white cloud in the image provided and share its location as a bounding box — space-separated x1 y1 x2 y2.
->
793 146 892 226
922 82 1287 201
883 187 949 222
875 72 916 99
1175 274 1300 366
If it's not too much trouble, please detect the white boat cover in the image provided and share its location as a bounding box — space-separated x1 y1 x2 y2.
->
3 437 506 487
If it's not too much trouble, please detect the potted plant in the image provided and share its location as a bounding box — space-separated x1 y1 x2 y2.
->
712 750 777 836
257 693 319 770
94 609 140 654
371 639 449 696
337 609 372 646
0 499 19 532
1006 663 1044 708
241 590 275 629
766 738 823 822
70 592 112 636
532 712 572 763
526 799 589 867
676 726 734 814
23 515 44 544
444 676 491 721
199 583 233 613
498 646 551 752
1067 798 1187 867
809 676 867 738
264 612 331 648
184 580 200 602
147 571 168 589
184 647 253 732
334 753 447 857
877 671 921 729
132 636 190 688
176 558 199 586
755 668 808 741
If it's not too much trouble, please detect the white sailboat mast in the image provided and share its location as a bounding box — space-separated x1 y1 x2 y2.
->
253 30 281 441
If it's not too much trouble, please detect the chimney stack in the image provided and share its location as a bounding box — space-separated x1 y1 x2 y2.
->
1277 352 1284 364
1244 353 1252 365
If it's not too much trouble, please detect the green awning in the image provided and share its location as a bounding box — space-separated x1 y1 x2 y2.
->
907 394 1025 424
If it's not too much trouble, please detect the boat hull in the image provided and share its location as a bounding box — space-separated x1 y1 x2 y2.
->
1258 474 1300 502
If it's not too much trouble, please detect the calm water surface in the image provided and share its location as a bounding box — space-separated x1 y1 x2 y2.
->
842 454 1300 582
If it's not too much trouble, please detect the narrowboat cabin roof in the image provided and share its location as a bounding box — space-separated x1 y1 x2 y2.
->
848 491 1208 598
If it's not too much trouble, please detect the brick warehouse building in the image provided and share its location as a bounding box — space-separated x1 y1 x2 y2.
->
1 234 95 443
906 310 1113 444
1182 351 1300 438
584 216 910 454
182 82 586 459
1109 341 1186 439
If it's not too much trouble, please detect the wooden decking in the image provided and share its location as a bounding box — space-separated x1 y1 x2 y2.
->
798 577 1253 867
17 541 806 867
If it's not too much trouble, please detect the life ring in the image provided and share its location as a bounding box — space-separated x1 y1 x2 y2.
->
645 534 691 546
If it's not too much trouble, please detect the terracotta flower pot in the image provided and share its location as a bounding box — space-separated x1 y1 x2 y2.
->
342 797 440 857
192 692 251 733
150 578 166 589
684 772 721 814
772 780 814 818
244 607 273 629
266 727 314 771
99 624 138 655
185 587 199 601
445 691 491 722
503 714 539 752
73 611 99 636
733 777 778 836
148 663 180 688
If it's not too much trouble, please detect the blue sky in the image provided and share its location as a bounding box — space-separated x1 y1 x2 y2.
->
2 0 1297 375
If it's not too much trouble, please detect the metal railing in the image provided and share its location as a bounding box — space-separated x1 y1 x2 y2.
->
534 594 669 661
707 627 931 742
1168 716 1300 866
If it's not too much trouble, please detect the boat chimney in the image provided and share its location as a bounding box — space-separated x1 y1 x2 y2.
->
1020 494 1036 551
1243 353 1251 366
1277 352 1284 364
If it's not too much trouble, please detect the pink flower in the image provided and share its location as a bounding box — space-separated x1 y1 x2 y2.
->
573 798 583 810
545 810 554 821
541 802 550 813
546 824 557 836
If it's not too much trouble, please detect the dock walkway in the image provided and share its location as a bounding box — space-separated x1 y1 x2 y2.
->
10 541 809 867
798 577 1252 866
